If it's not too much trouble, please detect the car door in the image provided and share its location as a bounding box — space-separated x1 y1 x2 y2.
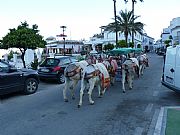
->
174 46 180 88
164 47 176 85
0 61 9 94
0 62 24 94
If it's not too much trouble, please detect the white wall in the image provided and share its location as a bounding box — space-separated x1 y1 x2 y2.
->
24 49 34 66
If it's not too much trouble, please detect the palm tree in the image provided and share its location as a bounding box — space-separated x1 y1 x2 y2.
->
104 10 144 47
112 0 128 47
131 0 143 47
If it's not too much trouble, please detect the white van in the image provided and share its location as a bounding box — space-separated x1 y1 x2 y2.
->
161 45 180 93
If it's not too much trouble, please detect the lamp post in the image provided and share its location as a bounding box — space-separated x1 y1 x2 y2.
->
60 26 67 56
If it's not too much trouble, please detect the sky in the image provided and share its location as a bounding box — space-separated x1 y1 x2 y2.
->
0 0 180 57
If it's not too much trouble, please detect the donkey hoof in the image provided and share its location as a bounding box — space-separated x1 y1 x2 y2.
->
90 102 94 105
98 95 102 98
72 96 75 100
123 91 126 93
77 105 81 108
64 99 68 102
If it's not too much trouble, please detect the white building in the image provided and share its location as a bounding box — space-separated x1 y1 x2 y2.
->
142 33 154 52
45 36 84 55
161 17 180 45
84 28 154 52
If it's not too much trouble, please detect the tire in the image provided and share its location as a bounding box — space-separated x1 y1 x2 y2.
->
57 73 65 84
24 78 38 94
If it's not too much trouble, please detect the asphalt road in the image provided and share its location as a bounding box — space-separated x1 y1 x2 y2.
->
0 53 180 135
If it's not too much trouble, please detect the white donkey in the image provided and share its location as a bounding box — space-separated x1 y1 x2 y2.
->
137 54 149 75
78 63 110 108
63 60 88 102
121 58 139 93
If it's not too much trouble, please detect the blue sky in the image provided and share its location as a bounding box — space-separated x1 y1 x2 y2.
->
0 0 180 42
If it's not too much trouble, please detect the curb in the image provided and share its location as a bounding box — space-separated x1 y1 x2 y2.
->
153 106 180 135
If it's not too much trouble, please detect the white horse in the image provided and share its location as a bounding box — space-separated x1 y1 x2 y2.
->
137 54 149 75
78 63 110 108
63 60 88 102
121 58 139 93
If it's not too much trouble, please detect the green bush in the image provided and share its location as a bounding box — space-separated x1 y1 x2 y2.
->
31 59 39 70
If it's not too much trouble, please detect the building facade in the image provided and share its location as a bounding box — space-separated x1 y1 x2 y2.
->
161 17 180 46
45 36 84 55
84 28 154 52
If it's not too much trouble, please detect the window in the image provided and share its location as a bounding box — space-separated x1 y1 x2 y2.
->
0 61 9 72
42 59 60 67
59 58 71 65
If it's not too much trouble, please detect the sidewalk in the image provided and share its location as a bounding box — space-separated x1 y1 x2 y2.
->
154 106 180 135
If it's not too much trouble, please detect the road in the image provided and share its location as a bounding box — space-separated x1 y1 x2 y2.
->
0 53 180 135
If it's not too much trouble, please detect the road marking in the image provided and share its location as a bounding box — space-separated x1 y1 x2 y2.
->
147 109 160 135
134 127 143 135
153 107 164 135
153 91 159 96
145 103 153 113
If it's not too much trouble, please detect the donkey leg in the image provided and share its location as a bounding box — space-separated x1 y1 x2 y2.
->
121 70 126 93
128 75 133 90
70 80 78 100
141 65 145 75
110 76 115 86
139 65 142 75
136 66 140 78
63 77 69 102
78 81 85 108
88 79 95 105
97 79 103 98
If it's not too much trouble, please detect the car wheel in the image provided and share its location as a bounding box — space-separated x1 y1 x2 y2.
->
24 78 38 94
57 73 65 84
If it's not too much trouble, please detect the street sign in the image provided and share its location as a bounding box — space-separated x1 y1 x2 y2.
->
56 34 67 37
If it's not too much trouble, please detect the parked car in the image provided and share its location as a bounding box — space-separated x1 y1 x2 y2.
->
37 56 78 84
161 45 180 93
156 48 166 56
0 59 39 95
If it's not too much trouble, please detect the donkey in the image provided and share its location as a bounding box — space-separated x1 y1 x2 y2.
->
121 58 139 93
63 60 88 102
78 63 110 108
137 54 149 75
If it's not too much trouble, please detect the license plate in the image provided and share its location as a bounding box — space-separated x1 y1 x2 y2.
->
41 69 49 72
166 76 173 84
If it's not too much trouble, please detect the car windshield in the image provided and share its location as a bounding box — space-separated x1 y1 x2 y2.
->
72 57 78 62
40 58 59 67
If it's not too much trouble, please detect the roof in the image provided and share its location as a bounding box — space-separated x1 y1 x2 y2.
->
109 48 143 55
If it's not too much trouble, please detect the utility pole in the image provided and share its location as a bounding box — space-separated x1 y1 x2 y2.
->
61 26 67 56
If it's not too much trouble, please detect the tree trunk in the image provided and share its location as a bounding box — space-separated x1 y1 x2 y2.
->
125 33 128 47
132 1 135 48
113 0 118 48
20 48 26 68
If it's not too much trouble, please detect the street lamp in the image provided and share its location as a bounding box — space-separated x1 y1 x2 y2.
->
60 26 67 56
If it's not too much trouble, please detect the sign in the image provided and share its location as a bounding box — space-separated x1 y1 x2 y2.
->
56 34 67 37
